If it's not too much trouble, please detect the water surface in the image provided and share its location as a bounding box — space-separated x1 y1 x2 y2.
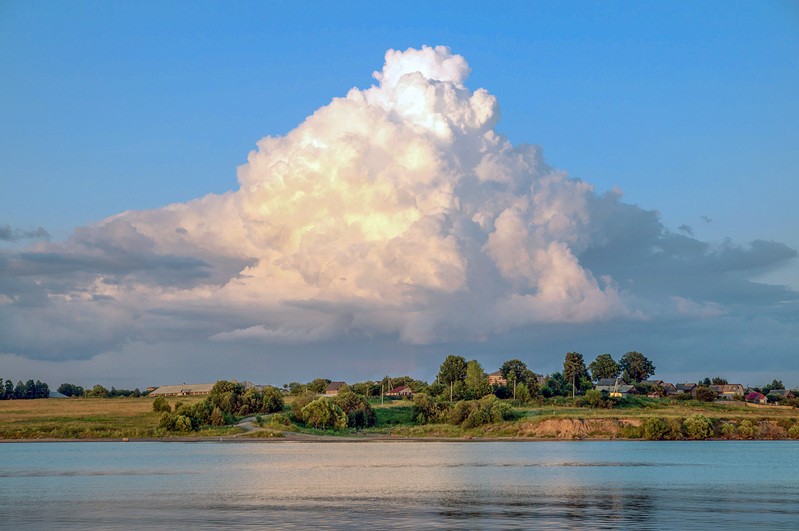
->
2 440 798 528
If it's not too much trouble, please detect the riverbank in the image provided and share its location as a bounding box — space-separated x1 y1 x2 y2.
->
2 396 798 442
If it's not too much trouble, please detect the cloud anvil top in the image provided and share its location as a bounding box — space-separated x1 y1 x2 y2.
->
0 46 796 384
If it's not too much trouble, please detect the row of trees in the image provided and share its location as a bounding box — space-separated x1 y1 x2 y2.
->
0 379 50 400
157 381 285 432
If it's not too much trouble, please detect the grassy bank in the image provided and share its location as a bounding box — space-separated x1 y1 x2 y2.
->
0 397 242 439
2 396 798 440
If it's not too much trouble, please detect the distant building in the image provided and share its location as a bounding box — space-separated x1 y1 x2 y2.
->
48 390 68 398
675 383 697 397
325 381 346 396
596 378 628 388
148 383 214 397
710 384 744 400
385 385 414 398
768 389 795 400
746 391 768 404
488 371 507 386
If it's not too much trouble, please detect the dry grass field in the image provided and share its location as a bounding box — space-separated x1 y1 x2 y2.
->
0 396 237 439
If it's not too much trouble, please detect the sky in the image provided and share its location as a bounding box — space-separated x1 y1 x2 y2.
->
1 1 798 389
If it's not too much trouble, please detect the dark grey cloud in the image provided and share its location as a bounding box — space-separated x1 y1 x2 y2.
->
0 224 49 242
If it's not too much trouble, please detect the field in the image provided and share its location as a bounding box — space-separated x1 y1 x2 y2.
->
0 396 241 439
1 395 798 440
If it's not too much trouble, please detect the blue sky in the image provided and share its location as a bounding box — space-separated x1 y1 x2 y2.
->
1 1 797 388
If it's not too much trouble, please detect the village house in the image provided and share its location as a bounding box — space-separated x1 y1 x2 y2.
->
710 384 745 400
746 391 768 404
594 378 637 397
488 371 507 386
767 389 795 400
385 385 414 398
675 383 697 397
325 381 346 396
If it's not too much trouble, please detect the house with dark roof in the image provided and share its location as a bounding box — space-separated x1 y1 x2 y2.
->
675 383 697 397
596 378 628 388
767 389 795 400
325 381 346 396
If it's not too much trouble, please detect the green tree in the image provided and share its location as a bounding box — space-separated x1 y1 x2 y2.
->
301 398 348 430
619 351 655 382
262 386 284 413
333 390 375 429
500 359 528 400
438 355 467 401
306 378 331 394
694 386 717 402
563 352 588 398
87 384 110 398
291 391 318 421
465 360 492 399
711 377 728 385
57 383 84 397
588 354 620 381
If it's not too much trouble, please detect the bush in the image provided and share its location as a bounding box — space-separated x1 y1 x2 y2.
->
683 414 714 439
720 422 737 439
262 386 285 413
158 412 176 431
642 417 671 440
737 419 756 439
583 389 612 409
174 415 194 432
619 424 642 438
152 396 171 413
412 393 446 424
291 391 318 421
788 425 799 440
694 387 717 402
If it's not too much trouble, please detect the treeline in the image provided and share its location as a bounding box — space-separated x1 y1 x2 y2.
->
0 379 49 400
155 381 284 432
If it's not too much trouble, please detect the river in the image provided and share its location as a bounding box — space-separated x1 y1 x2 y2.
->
2 440 798 528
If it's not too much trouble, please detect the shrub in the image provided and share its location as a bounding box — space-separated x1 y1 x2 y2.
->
262 386 285 413
583 389 611 409
737 419 756 439
619 424 642 438
412 393 446 424
291 391 318 421
683 414 714 439
720 422 737 439
694 387 717 402
788 425 799 440
174 415 194 432
209 407 226 426
158 412 176 431
642 417 671 440
152 396 171 413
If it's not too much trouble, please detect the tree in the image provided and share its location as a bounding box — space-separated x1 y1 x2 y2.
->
262 386 284 413
500 359 528 400
306 378 331 394
588 354 620 382
87 384 110 398
438 355 467 401
563 352 588 398
619 351 655 382
301 398 348 430
694 386 717 402
711 377 728 385
465 360 492 399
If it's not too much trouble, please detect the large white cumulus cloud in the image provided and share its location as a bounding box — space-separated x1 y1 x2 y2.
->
0 46 795 363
